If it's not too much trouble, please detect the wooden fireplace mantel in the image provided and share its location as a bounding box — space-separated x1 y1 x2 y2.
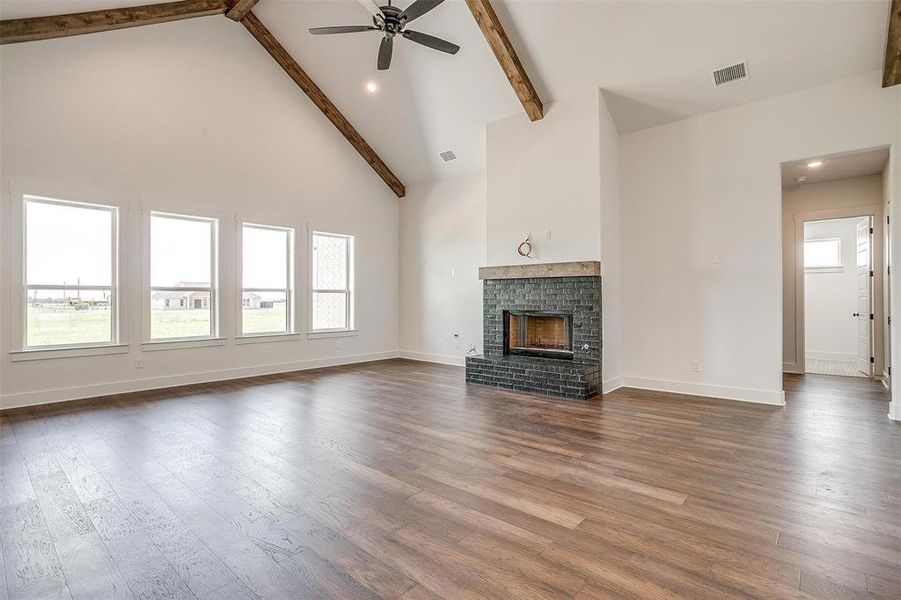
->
478 261 601 280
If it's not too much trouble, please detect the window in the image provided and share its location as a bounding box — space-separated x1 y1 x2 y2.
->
311 232 354 331
804 238 842 269
241 223 294 335
149 212 218 340
24 196 118 348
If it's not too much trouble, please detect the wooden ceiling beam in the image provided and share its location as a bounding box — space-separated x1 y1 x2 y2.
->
0 0 228 45
884 0 901 87
464 0 543 121
225 0 261 22
239 11 405 198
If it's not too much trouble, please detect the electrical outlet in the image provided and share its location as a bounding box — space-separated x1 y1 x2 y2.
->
690 360 701 373
135 358 144 369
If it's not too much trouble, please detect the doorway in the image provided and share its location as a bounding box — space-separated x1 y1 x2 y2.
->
781 147 891 385
802 216 873 377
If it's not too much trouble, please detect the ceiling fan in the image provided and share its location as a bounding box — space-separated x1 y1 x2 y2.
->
309 0 460 71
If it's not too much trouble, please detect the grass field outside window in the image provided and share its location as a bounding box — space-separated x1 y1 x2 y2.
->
28 306 286 345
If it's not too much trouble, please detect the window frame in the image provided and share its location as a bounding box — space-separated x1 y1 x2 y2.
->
144 209 220 344
20 194 120 351
309 230 355 334
237 221 296 338
804 236 843 272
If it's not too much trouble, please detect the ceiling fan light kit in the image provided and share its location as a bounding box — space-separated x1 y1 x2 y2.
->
310 0 460 71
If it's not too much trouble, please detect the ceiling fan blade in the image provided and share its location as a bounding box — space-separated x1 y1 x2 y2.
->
402 30 460 54
399 0 444 24
309 26 379 35
378 36 394 70
358 0 385 24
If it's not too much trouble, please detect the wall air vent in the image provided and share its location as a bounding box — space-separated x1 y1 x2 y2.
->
439 150 457 162
712 61 748 87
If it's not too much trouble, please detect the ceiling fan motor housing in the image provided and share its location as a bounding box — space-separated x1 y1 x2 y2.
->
376 6 405 36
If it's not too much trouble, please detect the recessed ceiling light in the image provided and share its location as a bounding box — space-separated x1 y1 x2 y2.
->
806 160 824 168
366 81 378 93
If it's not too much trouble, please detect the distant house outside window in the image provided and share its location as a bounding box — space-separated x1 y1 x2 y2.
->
240 223 294 336
311 232 354 332
148 212 218 340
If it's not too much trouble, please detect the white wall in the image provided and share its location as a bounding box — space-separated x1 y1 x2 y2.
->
782 175 885 373
486 91 601 265
399 174 486 365
620 71 899 406
803 218 866 361
599 92 623 391
0 17 400 408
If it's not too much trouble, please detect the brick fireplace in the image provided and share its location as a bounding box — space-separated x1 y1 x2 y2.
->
465 261 601 400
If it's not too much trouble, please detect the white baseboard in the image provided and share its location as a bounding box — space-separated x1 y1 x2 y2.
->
0 351 400 411
783 362 804 374
397 350 466 367
0 353 788 412
805 351 856 362
602 376 623 394
621 376 785 406
890 401 900 421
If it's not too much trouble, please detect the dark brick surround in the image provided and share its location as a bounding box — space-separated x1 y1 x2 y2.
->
466 274 602 399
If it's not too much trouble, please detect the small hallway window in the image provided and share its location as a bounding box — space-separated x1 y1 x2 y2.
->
804 238 842 269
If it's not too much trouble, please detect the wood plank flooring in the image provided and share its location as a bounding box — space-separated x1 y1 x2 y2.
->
1 359 899 599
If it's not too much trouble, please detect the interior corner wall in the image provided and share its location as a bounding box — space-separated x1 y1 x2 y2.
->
620 71 899 406
598 91 623 391
782 175 886 374
398 173 487 365
0 18 400 408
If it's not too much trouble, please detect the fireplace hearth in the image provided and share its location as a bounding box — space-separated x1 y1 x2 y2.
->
465 261 602 400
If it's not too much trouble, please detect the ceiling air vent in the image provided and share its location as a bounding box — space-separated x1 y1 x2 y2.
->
712 61 748 87
439 150 457 162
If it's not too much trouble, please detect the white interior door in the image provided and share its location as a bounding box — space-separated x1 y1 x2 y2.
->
856 217 873 376
885 213 892 389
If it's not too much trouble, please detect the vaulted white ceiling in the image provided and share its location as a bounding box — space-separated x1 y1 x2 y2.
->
0 0 890 184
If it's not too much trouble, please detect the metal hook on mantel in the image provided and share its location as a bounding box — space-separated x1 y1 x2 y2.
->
517 236 535 259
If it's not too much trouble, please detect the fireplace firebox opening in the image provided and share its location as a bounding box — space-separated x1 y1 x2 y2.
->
504 311 574 360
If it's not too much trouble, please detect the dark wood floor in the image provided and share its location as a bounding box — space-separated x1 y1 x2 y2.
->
1 360 899 599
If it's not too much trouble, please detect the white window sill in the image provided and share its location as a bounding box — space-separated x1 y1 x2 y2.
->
805 266 844 274
141 337 226 352
236 333 300 345
307 329 358 340
10 344 130 362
